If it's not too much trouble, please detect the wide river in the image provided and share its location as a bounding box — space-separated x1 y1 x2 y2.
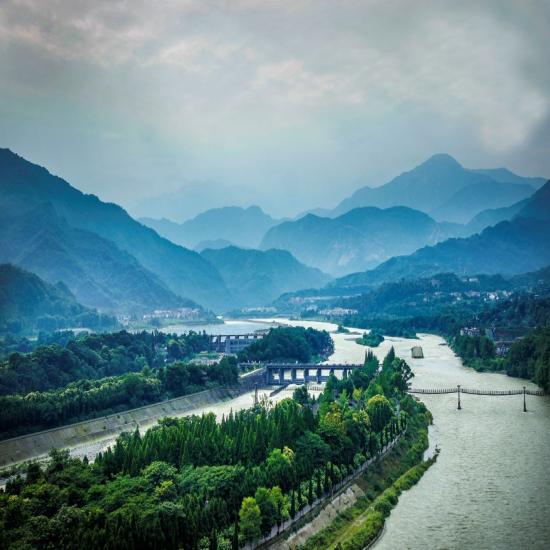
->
262 319 550 550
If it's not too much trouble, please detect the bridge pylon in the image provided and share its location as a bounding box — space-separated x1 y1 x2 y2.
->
457 384 461 410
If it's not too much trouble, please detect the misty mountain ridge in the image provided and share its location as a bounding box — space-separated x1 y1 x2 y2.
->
0 149 332 313
328 153 540 223
140 205 280 249
200 246 332 309
0 201 195 314
0 148 231 311
331 179 550 289
260 205 464 276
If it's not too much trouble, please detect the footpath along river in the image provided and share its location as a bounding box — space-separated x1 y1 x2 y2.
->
261 319 550 550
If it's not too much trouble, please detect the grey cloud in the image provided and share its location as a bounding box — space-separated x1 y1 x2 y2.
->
0 0 548 218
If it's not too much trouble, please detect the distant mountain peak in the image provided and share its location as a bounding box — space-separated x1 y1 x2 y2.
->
421 153 461 168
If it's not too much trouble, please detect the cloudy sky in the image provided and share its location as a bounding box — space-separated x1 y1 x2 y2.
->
0 0 549 220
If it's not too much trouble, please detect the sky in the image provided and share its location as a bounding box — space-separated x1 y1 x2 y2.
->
0 0 549 220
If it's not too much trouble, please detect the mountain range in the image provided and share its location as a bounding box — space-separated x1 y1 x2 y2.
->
326 154 539 223
260 205 463 276
140 206 280 249
0 148 230 312
332 180 550 289
0 149 329 313
200 246 331 308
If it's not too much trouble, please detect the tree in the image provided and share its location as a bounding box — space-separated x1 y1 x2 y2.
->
292 385 309 405
239 497 261 543
254 487 277 537
366 395 393 433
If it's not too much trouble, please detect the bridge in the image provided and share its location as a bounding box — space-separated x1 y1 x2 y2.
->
210 332 267 354
256 363 363 385
407 384 545 412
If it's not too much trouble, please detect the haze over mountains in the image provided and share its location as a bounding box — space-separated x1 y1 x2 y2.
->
1 147 548 317
260 206 461 276
141 206 279 250
200 246 331 308
0 149 326 314
332 180 550 290
324 154 539 222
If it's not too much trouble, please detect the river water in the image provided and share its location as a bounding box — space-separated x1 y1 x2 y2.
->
160 319 273 335
264 319 550 550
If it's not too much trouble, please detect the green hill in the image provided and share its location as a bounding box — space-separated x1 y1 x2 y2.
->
0 264 116 333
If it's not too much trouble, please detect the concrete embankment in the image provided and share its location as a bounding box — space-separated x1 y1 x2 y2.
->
0 386 244 468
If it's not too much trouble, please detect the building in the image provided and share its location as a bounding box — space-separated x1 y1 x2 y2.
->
411 346 424 359
209 332 267 354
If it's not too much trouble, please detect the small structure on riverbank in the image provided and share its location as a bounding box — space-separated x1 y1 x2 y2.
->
411 346 424 359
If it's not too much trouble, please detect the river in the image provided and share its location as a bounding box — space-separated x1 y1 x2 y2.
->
264 319 550 550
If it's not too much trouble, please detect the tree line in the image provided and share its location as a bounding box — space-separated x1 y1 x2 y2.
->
0 330 211 396
0 356 239 439
238 326 334 363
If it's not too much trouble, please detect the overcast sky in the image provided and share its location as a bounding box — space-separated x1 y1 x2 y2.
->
1 0 549 220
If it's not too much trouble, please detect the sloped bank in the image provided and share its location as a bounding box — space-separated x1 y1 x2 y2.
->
272 404 435 550
0 386 245 468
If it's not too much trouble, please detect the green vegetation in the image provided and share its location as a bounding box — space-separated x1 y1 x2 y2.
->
238 326 334 363
299 411 434 550
0 347 423 549
0 330 210 396
0 356 239 438
0 264 117 335
450 334 501 372
356 331 384 347
506 326 550 392
0 329 238 438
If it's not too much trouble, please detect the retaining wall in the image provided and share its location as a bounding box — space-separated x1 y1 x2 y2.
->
0 386 243 468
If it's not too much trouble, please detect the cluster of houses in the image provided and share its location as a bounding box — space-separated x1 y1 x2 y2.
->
142 308 204 321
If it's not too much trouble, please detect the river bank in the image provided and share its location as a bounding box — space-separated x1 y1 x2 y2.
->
267 319 550 550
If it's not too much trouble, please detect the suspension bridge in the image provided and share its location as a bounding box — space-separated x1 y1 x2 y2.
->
407 384 545 412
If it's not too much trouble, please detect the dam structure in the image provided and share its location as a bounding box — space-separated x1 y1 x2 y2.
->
240 363 365 385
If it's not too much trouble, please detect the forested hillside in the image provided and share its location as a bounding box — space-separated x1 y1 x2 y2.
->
0 330 210 396
0 264 116 334
238 326 334 363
